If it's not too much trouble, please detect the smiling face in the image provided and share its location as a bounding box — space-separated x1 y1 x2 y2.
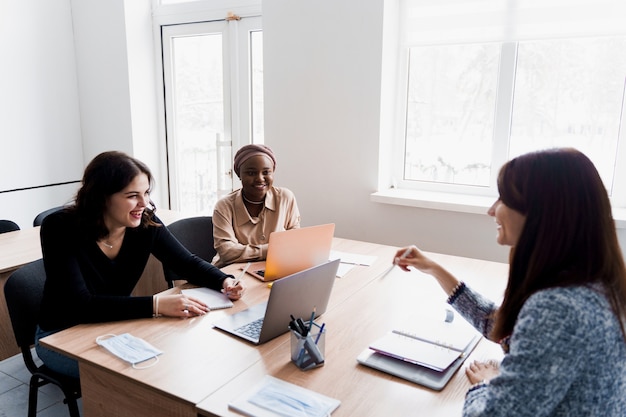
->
239 154 275 201
103 173 151 232
488 199 527 247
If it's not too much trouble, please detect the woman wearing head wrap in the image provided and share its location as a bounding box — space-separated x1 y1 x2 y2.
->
212 144 301 267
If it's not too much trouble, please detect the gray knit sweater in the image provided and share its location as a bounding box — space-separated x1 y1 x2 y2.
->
450 284 626 417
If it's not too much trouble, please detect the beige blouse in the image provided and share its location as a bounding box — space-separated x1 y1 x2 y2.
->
211 186 300 267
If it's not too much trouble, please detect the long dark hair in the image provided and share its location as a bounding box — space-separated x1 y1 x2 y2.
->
492 148 626 341
70 151 158 240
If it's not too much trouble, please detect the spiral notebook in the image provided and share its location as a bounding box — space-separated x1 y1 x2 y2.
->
368 330 468 371
181 287 233 310
358 313 481 390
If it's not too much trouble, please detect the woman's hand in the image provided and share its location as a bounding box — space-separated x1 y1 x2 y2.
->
465 360 501 385
392 245 461 295
394 245 437 274
222 277 245 300
156 294 209 317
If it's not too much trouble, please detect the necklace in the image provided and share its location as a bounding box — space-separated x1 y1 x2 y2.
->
242 192 265 205
99 230 125 250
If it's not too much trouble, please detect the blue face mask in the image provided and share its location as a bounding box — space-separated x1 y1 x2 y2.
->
247 377 335 417
96 333 162 369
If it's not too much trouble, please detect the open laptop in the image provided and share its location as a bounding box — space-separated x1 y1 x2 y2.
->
213 259 340 345
243 223 335 281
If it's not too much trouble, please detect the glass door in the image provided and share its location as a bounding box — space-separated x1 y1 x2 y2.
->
161 17 263 215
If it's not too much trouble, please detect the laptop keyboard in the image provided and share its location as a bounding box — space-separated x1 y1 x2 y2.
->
256 269 265 277
235 318 264 339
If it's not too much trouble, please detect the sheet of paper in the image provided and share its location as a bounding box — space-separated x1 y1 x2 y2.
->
181 287 233 310
335 263 355 278
329 250 377 266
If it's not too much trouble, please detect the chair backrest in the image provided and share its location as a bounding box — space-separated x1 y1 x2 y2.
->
164 216 216 285
4 259 46 372
0 219 20 234
33 206 65 227
4 259 45 348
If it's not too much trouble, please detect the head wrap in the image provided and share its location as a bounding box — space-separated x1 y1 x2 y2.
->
233 144 277 177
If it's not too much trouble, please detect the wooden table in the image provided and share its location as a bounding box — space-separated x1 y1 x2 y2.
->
40 263 280 417
40 238 508 417
0 209 188 361
197 248 508 417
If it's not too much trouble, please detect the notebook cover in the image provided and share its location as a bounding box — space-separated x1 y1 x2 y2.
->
357 333 481 391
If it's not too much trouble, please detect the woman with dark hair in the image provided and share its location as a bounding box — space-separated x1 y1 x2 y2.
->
394 148 626 416
212 144 300 267
36 151 244 378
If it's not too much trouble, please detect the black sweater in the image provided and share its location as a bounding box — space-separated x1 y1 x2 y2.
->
39 210 230 331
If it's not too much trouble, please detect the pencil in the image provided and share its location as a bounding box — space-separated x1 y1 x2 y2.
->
233 262 251 286
378 246 413 279
307 307 316 336
314 322 325 344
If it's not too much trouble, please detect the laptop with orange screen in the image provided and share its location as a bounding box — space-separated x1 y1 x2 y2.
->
242 223 335 281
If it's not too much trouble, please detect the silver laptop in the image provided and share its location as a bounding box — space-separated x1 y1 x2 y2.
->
213 259 340 344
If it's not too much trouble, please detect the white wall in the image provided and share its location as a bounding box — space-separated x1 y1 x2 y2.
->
261 0 511 262
262 0 626 263
0 0 84 229
70 0 132 158
0 0 165 229
69 0 167 207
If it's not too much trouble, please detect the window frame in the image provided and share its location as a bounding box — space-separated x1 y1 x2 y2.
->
152 0 262 213
157 12 261 213
376 38 626 227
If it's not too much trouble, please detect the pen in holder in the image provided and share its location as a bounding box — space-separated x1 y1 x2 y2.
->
290 321 325 370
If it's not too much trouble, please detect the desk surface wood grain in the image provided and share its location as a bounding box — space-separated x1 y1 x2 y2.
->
196 246 508 417
0 226 42 274
40 238 509 417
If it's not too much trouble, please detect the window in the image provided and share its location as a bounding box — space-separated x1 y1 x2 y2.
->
161 17 263 216
389 0 626 210
404 43 500 188
511 37 626 197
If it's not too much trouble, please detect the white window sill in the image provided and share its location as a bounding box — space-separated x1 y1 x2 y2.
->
371 189 626 229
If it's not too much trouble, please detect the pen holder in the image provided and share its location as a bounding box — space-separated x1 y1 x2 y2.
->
290 323 325 371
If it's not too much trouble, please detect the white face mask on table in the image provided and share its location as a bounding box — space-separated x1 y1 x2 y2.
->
248 378 333 417
96 333 162 369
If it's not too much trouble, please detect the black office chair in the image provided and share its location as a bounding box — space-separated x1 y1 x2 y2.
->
4 259 81 417
0 219 20 233
33 206 65 227
163 216 217 288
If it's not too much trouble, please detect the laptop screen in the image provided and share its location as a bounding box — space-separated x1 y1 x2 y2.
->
213 259 340 344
